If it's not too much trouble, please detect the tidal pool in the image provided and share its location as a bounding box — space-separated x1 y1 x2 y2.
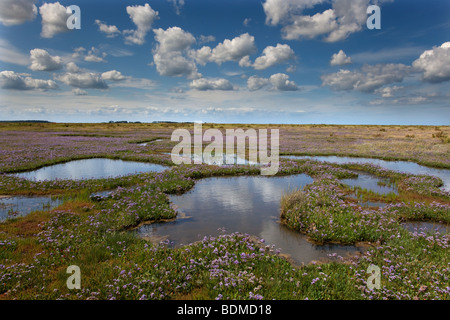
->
282 155 450 191
14 158 167 181
136 174 362 265
0 195 63 221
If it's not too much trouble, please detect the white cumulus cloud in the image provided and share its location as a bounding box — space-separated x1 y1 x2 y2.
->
263 0 380 42
412 42 450 83
282 9 337 40
101 70 126 81
66 62 81 73
190 78 235 91
95 19 120 38
125 3 159 45
84 47 107 63
154 26 196 53
0 0 37 26
324 0 370 42
152 27 200 79
263 0 325 26
56 72 108 89
39 2 70 38
269 73 300 91
153 52 200 79
330 50 352 66
192 33 257 66
252 44 295 70
321 63 411 92
29 49 63 71
374 85 402 98
247 76 270 91
247 73 300 91
71 46 107 63
0 70 58 91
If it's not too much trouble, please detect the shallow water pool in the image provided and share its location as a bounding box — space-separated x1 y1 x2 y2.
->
14 158 167 181
136 174 362 265
0 195 63 221
282 155 450 191
402 221 449 234
341 173 398 195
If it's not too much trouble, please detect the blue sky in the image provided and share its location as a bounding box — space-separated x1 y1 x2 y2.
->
0 0 449 124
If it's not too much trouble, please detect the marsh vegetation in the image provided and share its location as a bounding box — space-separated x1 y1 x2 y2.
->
0 123 448 300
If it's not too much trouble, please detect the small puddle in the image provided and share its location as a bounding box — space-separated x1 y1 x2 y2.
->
347 196 388 208
341 173 398 195
402 221 449 234
135 174 362 265
139 139 164 146
361 201 388 208
166 153 259 166
90 190 114 201
14 158 167 181
0 195 63 221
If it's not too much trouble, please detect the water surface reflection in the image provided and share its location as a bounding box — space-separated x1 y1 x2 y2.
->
402 221 449 234
282 155 450 191
136 174 362 265
341 173 398 195
0 196 63 221
15 158 167 181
